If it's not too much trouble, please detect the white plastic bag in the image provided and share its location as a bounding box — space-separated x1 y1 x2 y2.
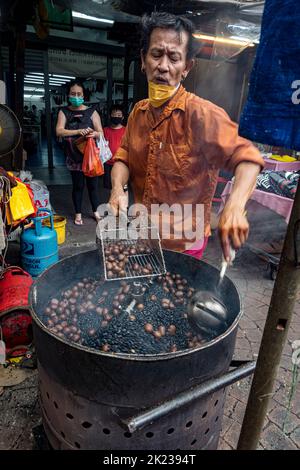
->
18 170 33 182
97 134 112 164
29 179 52 210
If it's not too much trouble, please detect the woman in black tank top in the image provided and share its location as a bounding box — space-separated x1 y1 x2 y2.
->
56 80 103 225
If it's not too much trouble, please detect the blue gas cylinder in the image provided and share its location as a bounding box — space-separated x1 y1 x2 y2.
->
21 208 59 277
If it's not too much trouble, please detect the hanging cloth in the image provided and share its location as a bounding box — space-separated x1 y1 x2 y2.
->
239 0 300 150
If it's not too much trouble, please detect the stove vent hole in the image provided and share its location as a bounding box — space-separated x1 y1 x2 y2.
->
214 400 219 406
60 431 65 438
191 439 197 446
167 428 175 434
46 392 50 399
124 432 132 438
215 416 219 422
74 442 81 449
82 421 92 429
185 421 193 428
66 413 74 420
205 428 210 435
103 428 111 435
202 411 207 418
53 401 58 409
146 432 154 438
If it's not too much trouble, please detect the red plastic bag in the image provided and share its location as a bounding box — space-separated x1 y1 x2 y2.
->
82 137 104 177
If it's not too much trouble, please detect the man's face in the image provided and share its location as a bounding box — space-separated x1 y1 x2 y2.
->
141 28 194 87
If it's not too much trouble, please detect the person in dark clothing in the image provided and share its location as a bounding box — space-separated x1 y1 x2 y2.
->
56 80 104 225
24 105 31 119
31 104 38 119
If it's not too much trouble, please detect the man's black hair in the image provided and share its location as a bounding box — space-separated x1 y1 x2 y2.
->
110 104 124 115
140 11 199 61
66 79 86 96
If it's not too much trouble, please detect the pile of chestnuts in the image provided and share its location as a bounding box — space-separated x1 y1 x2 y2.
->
104 240 155 279
42 271 207 354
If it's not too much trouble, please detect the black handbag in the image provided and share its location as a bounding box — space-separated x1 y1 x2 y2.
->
62 107 95 164
63 136 84 164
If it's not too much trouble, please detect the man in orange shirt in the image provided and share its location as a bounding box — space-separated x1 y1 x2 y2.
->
109 12 264 261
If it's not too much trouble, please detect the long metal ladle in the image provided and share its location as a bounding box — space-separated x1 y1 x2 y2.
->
187 247 236 337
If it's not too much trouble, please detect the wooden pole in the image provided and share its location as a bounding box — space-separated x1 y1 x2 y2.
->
237 180 300 449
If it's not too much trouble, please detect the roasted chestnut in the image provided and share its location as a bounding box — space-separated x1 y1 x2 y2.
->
168 324 176 336
144 323 153 333
158 325 166 336
153 330 162 339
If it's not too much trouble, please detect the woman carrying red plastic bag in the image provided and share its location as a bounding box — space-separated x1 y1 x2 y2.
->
56 80 104 225
82 136 104 178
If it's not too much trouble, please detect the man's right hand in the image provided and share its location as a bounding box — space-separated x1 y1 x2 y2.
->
108 186 128 217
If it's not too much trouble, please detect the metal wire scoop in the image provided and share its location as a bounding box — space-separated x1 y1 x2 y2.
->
98 216 166 281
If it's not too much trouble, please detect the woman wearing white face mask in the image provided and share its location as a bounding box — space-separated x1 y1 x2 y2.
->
56 80 104 225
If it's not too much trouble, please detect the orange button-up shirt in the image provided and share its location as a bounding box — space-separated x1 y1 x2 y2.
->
114 85 264 251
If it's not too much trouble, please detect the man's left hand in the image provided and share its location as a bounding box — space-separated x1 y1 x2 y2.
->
218 203 249 262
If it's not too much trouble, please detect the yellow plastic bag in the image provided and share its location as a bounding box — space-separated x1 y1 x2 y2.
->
8 181 35 222
270 154 296 162
6 204 13 225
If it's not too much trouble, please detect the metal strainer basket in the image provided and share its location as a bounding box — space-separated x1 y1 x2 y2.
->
99 223 166 281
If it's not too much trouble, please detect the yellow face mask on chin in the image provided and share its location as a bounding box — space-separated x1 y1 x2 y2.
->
148 81 179 108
